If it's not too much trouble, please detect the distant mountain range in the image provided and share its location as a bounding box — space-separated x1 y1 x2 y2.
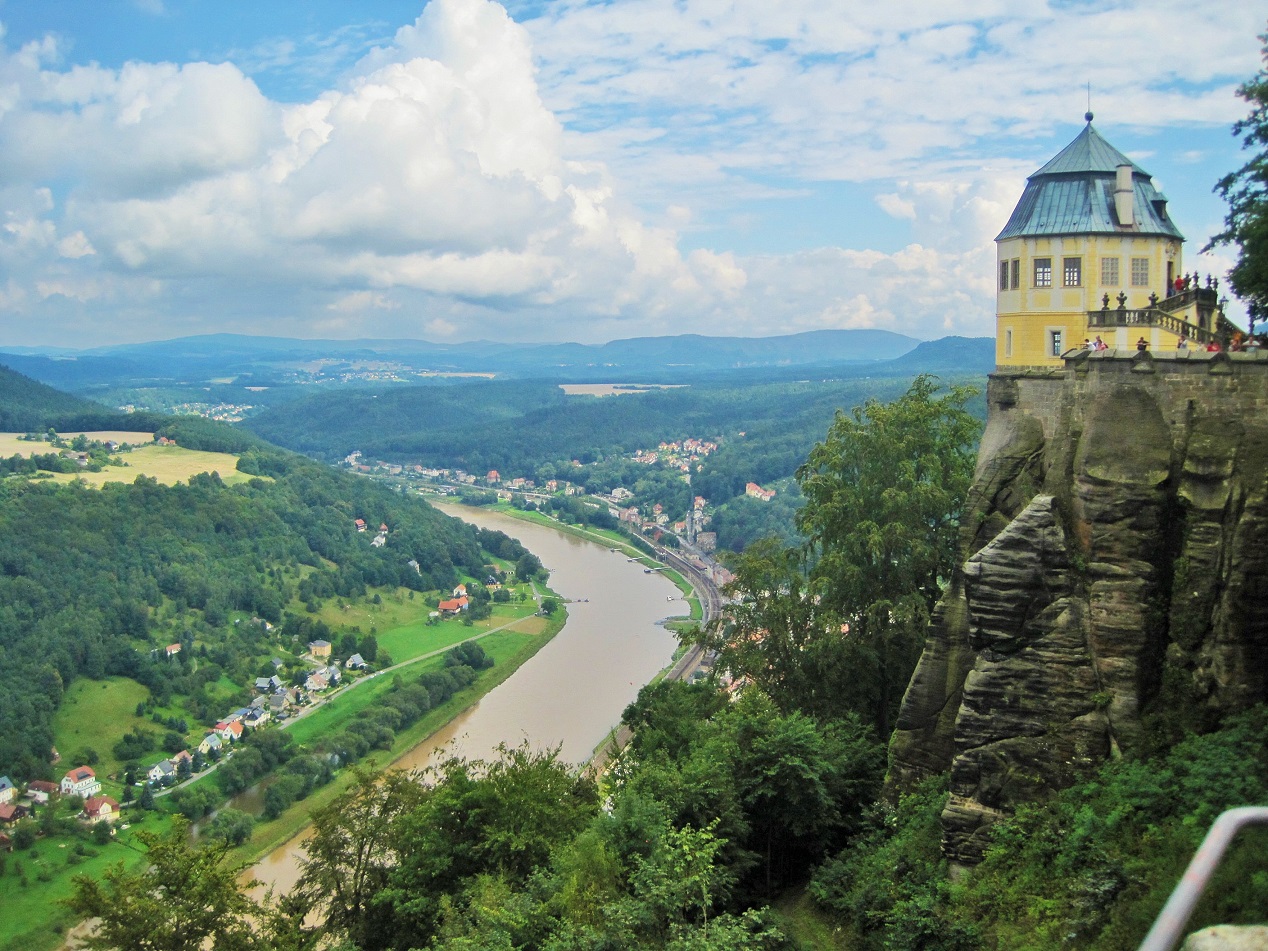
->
0 329 992 389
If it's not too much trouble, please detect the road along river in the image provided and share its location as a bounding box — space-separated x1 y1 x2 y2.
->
249 503 684 894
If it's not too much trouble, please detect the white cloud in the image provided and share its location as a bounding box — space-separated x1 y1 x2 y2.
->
875 194 916 220
328 290 399 312
57 231 95 258
0 0 1259 346
426 317 459 338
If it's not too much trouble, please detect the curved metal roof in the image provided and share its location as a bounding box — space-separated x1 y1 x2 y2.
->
996 119 1184 242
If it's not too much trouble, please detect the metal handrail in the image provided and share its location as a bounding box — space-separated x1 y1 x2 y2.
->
1138 806 1268 951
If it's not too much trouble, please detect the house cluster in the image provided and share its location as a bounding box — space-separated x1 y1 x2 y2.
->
168 401 254 422
354 518 390 547
438 584 471 616
147 749 195 784
0 775 31 830
0 769 121 838
632 437 719 472
305 639 356 688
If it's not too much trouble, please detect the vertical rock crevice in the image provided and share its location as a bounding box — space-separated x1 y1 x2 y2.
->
886 361 1268 866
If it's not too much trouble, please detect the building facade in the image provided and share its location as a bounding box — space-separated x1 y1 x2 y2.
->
996 114 1230 367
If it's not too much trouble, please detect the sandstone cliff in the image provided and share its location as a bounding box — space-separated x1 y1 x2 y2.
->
887 350 1268 866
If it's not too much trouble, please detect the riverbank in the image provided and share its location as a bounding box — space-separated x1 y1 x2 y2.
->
246 503 683 897
456 503 718 776
31 620 565 951
448 500 704 624
230 621 563 869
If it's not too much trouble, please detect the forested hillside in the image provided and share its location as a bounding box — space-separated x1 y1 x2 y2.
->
243 374 988 476
0 363 166 433
0 411 530 782
244 374 988 554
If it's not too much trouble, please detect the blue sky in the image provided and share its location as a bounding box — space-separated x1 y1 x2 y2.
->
0 0 1261 347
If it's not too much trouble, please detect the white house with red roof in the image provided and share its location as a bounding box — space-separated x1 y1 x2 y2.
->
61 766 101 798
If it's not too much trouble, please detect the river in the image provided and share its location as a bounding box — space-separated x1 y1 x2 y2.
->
249 504 683 893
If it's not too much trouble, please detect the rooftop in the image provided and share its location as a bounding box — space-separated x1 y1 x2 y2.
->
997 116 1184 242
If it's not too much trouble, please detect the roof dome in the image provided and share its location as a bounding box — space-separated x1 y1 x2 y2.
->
996 121 1183 242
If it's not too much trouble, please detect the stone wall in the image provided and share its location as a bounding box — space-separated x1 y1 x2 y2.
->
887 350 1268 866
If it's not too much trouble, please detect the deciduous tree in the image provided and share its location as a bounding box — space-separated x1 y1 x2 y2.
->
697 376 979 735
66 817 268 951
1209 33 1268 326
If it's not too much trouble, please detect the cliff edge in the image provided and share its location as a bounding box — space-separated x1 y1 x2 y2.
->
887 349 1268 865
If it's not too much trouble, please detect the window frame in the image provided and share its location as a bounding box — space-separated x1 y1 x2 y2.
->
1034 257 1053 288
1063 257 1082 287
1131 257 1150 287
1101 257 1120 287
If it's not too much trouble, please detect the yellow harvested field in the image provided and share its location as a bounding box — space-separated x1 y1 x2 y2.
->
62 430 158 444
0 433 257 488
0 431 154 457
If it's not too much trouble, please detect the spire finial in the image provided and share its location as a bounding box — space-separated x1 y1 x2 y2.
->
1085 83 1093 124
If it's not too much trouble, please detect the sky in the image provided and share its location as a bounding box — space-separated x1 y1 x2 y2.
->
0 0 1262 348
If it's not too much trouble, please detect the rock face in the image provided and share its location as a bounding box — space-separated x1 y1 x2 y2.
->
887 352 1268 865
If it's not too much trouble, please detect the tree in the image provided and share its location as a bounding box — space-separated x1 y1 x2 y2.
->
1209 34 1268 327
65 817 271 951
378 744 598 948
696 376 979 735
296 766 428 951
205 808 255 847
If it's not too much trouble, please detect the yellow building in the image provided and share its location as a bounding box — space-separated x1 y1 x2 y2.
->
996 114 1231 368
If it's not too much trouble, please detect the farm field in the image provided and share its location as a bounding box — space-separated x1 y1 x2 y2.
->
50 676 152 787
50 444 254 488
1 431 253 487
0 431 155 455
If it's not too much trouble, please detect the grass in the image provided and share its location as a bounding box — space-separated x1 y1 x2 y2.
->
769 886 853 950
0 431 153 456
51 677 151 786
376 602 544 663
313 585 545 666
46 444 257 488
0 810 179 951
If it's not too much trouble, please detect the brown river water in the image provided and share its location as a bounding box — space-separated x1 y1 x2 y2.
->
248 504 683 894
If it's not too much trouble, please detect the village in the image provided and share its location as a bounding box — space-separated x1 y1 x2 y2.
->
0 627 377 850
0 499 522 867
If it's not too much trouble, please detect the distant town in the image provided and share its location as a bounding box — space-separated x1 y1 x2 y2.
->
340 442 748 590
